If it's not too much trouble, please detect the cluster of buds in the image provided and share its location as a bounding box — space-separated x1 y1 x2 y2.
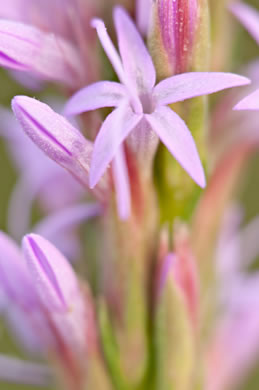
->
0 1 258 390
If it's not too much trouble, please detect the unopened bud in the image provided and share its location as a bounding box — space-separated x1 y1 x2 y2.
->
150 0 210 78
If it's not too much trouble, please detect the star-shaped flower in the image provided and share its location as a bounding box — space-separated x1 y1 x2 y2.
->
65 6 250 189
231 2 259 111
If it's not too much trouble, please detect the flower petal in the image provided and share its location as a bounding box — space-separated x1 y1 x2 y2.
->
22 234 81 312
0 231 36 309
22 234 88 353
64 81 127 116
114 6 156 92
89 103 142 188
230 2 259 45
11 96 109 198
234 88 259 111
136 0 152 36
0 19 84 87
145 106 206 187
112 146 131 220
91 18 126 85
154 72 250 106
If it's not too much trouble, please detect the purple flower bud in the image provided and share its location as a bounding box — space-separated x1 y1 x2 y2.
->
11 96 108 200
22 234 82 312
22 234 88 353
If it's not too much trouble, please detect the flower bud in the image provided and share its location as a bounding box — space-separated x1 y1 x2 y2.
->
155 252 195 390
11 96 108 201
150 0 210 78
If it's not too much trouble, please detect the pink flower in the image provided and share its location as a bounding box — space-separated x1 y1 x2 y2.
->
65 6 250 190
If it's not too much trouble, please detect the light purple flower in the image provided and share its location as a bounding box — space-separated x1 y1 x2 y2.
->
0 231 52 354
11 95 133 219
65 6 250 189
230 2 259 111
11 96 108 201
22 233 88 354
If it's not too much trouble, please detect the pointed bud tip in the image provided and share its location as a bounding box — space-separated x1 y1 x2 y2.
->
22 233 68 311
11 95 30 113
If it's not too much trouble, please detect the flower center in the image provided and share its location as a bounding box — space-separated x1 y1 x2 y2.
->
139 93 155 114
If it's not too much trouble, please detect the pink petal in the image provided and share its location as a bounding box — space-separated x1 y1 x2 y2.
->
0 19 84 87
22 234 81 312
11 96 103 196
114 6 156 93
154 72 250 106
112 146 131 220
91 16 142 114
91 18 126 85
89 103 142 188
234 88 259 110
64 81 127 116
0 231 37 309
230 2 259 45
136 0 152 36
145 106 206 187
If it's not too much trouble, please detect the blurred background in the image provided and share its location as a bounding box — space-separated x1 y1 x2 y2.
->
0 0 259 389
